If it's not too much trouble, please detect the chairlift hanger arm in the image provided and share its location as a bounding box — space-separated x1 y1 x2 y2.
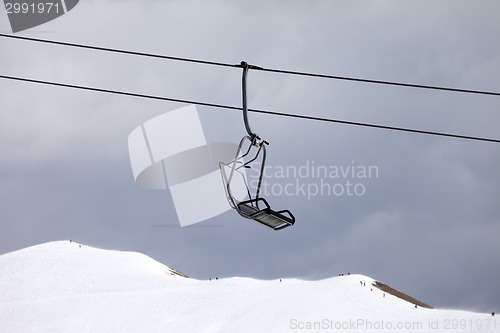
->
240 61 264 144
241 62 252 137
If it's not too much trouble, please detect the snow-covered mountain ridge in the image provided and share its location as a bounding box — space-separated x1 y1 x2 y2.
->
0 241 497 332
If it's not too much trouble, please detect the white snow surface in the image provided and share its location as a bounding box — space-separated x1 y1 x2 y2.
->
0 241 497 333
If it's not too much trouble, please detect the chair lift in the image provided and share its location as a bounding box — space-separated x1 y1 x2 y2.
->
219 61 296 230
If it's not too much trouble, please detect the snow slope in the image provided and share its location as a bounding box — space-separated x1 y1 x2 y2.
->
0 241 497 333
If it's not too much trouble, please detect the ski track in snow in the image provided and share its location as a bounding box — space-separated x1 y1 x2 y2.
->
0 241 497 333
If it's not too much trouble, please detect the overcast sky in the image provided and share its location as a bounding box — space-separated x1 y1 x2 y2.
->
1 1 499 312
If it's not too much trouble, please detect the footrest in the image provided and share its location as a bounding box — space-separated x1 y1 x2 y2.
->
237 198 295 231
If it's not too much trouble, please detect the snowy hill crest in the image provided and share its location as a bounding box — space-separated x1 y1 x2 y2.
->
0 242 497 333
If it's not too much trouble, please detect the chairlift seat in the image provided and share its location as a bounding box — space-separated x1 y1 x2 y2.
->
237 198 295 231
219 61 296 230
